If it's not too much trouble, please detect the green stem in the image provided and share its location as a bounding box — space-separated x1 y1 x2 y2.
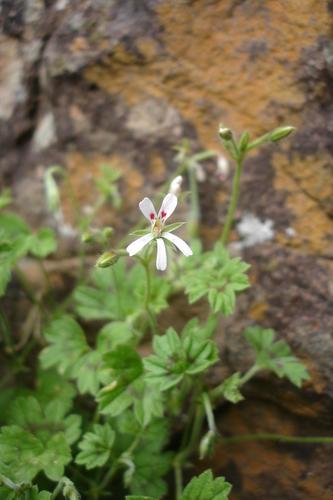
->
111 267 123 318
221 155 243 245
239 364 261 385
188 163 200 238
210 363 260 401
96 433 142 496
0 306 12 350
138 256 159 335
174 403 205 499
220 434 333 445
246 132 272 151
50 481 63 499
174 461 183 500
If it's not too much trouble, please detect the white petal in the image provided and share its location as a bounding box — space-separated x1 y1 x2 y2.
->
156 238 167 271
126 233 154 256
163 232 193 257
139 197 157 222
158 193 177 221
169 175 183 195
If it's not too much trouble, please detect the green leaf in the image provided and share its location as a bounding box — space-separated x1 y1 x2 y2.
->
29 228 57 258
244 326 310 387
40 316 89 377
129 421 172 498
0 265 11 297
144 324 218 391
73 285 117 321
0 425 71 483
134 385 164 427
0 484 51 500
7 395 81 446
180 242 250 316
0 212 30 237
98 346 143 414
181 469 232 500
130 449 171 498
0 392 81 483
219 373 244 403
0 189 12 209
76 424 115 470
72 351 102 395
0 426 44 481
35 370 76 412
97 321 135 352
42 433 71 481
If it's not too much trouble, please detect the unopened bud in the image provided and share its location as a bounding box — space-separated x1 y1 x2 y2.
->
81 231 94 243
102 227 114 239
63 485 80 500
270 126 295 142
219 126 233 141
96 251 119 268
169 175 183 195
239 131 250 152
45 172 60 213
199 430 216 459
62 478 80 500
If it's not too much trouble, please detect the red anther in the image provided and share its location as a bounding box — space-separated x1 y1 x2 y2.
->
161 211 167 218
150 213 155 220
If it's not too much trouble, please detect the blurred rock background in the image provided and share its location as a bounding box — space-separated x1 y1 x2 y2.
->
1 0 333 498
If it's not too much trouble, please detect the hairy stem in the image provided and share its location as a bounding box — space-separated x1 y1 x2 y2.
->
188 164 200 238
220 434 333 445
139 256 159 335
221 155 243 245
174 402 205 499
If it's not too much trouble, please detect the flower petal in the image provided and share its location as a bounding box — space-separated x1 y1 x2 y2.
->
163 232 193 257
156 238 167 271
139 197 157 222
126 233 154 256
158 193 177 221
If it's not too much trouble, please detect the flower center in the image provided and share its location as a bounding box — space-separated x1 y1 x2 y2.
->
152 218 164 236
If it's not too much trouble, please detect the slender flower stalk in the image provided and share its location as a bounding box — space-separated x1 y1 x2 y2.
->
126 193 192 271
221 155 243 245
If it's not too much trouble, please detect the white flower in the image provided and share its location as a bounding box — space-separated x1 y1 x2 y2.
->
169 175 183 195
126 193 193 271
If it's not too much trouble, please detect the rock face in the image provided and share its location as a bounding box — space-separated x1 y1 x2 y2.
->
1 0 333 498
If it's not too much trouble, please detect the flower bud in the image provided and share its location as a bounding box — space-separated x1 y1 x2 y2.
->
239 131 250 152
219 125 233 141
81 231 94 243
199 429 216 459
96 251 119 268
169 175 183 195
102 227 114 239
270 126 295 142
62 478 80 500
63 484 80 500
44 172 60 213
